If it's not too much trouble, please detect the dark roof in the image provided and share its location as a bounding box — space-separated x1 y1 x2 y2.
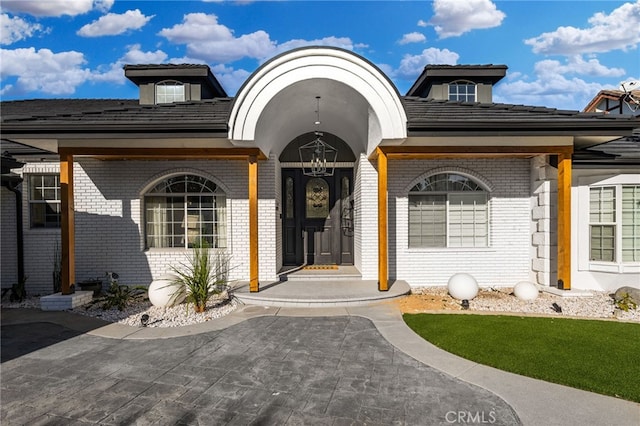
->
406 64 507 97
1 139 56 156
1 98 231 134
403 97 640 135
2 96 638 137
1 99 139 120
574 129 640 166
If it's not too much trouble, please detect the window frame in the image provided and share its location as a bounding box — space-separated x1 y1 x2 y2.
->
28 174 61 229
408 173 490 249
155 80 186 104
143 174 227 250
589 184 640 266
448 80 477 102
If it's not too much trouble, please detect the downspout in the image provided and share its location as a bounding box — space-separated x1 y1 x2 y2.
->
2 178 24 285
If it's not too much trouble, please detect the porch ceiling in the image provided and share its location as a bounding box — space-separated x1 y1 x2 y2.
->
254 79 369 158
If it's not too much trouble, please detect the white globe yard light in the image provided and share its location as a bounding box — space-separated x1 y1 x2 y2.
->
513 281 539 301
148 274 185 308
447 273 479 301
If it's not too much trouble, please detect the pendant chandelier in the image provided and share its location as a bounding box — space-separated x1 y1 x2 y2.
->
299 96 337 177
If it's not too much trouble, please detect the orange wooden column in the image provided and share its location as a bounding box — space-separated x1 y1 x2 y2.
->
60 152 75 294
377 148 389 291
557 150 572 290
248 155 259 292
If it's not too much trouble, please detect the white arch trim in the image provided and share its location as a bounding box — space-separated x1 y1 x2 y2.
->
229 47 407 153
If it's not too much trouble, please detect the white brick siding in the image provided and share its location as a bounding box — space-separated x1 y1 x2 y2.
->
389 158 532 288
71 158 278 288
19 162 61 295
355 153 379 280
1 186 19 288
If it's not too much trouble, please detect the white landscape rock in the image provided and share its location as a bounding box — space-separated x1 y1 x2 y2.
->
513 281 539 301
148 274 185 308
447 273 479 300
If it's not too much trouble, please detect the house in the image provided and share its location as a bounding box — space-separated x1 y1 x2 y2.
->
1 47 638 304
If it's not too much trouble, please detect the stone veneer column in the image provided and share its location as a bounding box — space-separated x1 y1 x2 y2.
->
530 156 557 287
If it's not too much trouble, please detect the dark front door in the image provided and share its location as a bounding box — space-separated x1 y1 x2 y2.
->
282 169 354 266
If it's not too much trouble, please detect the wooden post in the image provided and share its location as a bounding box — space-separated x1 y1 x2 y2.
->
60 152 75 294
377 148 389 291
248 155 259 292
557 151 572 290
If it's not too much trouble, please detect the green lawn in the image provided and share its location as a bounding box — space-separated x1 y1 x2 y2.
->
403 314 640 402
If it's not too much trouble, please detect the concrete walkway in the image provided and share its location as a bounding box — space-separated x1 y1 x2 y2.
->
2 304 639 425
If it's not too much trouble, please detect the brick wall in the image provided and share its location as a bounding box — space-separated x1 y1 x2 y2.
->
1 186 19 288
72 158 279 288
20 162 61 295
388 158 532 287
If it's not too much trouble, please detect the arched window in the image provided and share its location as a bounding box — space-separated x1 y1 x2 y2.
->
409 173 488 248
144 174 226 249
156 80 185 104
448 80 476 102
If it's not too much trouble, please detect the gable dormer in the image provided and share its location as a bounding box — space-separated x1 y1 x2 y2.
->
124 64 227 105
406 64 507 103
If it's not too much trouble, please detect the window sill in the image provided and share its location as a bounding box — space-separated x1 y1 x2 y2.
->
408 247 495 252
589 262 640 273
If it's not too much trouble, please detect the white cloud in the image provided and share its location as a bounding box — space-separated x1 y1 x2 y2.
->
159 13 360 64
1 13 45 45
272 36 355 59
525 1 640 55
396 48 459 79
399 32 426 45
493 60 622 111
429 0 505 38
0 47 91 95
158 13 275 63
417 19 428 28
77 9 153 37
210 64 251 95
536 56 626 78
90 44 168 84
1 0 113 17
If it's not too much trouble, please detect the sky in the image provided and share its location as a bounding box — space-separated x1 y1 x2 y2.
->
1 0 639 111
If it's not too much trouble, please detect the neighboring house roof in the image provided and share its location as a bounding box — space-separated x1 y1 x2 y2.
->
583 89 640 114
1 96 638 137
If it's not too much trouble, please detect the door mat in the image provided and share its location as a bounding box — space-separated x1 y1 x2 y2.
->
303 265 339 270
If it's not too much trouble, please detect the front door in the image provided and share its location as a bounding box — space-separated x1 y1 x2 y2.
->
282 169 354 266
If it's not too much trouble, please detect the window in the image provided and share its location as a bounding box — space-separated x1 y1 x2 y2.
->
156 81 185 104
409 173 488 248
144 175 226 249
29 174 61 228
590 185 640 262
448 81 476 102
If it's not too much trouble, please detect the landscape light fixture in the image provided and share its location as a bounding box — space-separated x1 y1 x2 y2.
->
141 314 149 327
461 299 470 310
299 96 337 177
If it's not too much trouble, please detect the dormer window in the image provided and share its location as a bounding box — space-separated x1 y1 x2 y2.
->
156 80 185 104
448 81 476 102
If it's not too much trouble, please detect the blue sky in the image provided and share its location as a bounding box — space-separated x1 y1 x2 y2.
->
1 0 639 111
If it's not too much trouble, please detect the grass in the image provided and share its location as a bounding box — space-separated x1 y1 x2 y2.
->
403 313 640 402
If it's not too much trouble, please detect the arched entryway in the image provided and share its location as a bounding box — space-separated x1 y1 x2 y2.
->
280 132 356 266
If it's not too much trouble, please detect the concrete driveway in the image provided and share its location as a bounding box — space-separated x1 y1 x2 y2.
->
1 313 520 425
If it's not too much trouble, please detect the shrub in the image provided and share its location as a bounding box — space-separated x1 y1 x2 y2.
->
171 241 232 313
